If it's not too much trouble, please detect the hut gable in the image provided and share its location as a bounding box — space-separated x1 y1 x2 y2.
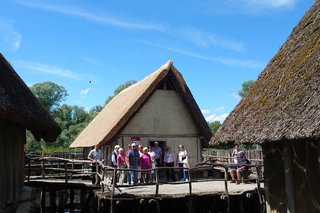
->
211 0 320 145
0 53 61 142
70 60 212 148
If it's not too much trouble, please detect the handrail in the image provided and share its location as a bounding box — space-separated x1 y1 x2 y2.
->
25 156 264 213
25 156 92 183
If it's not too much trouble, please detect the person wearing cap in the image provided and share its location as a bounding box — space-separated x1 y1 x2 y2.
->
152 141 162 166
230 150 251 184
128 142 140 185
111 145 120 167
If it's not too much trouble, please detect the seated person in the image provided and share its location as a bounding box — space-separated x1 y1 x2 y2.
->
230 150 251 184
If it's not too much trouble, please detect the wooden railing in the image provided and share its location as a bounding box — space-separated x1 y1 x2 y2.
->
25 156 92 183
95 160 265 213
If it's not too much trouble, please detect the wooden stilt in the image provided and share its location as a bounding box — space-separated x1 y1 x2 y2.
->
80 188 86 212
70 188 75 213
40 187 46 213
50 189 56 213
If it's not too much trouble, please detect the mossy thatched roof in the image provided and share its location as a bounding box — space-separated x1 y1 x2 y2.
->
211 0 320 146
70 60 212 148
0 53 61 142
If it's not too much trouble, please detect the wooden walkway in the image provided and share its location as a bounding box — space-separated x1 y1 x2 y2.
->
96 180 264 199
24 156 265 213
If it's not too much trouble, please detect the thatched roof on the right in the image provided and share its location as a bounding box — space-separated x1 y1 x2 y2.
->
211 0 320 146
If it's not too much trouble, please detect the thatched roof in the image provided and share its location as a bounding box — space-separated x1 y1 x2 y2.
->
70 60 212 148
211 1 320 146
0 53 61 142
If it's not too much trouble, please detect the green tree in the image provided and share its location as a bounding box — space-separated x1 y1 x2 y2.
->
104 80 137 105
208 121 222 136
30 81 68 112
238 80 255 98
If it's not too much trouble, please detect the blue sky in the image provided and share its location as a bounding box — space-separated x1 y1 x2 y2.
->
0 0 314 123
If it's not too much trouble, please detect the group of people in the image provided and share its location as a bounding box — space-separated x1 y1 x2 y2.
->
88 142 190 185
230 144 251 184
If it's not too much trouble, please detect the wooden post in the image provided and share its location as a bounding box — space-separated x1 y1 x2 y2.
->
50 189 56 213
188 168 192 195
188 196 194 213
80 188 86 211
69 188 75 213
40 187 46 213
27 157 31 182
41 160 45 178
155 168 159 196
65 161 68 183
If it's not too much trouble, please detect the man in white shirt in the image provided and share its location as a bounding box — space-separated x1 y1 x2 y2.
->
88 144 103 184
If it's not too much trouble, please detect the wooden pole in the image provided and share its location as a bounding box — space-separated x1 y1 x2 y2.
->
40 187 46 213
50 189 56 213
80 188 86 211
155 168 159 196
65 161 68 183
69 188 75 213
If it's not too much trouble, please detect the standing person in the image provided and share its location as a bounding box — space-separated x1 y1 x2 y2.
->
111 145 120 167
125 143 132 185
148 145 156 183
138 145 143 183
117 148 126 185
183 155 190 181
140 147 152 183
152 141 162 166
88 144 103 184
232 144 240 163
128 143 140 185
164 146 176 182
176 144 187 181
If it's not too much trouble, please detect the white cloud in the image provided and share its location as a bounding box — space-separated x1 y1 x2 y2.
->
201 109 210 114
15 60 80 80
139 40 265 69
213 106 225 112
244 0 296 9
232 92 242 100
205 113 229 123
80 87 91 95
16 0 165 32
0 18 21 52
178 27 245 53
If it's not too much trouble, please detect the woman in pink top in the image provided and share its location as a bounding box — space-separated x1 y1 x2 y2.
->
117 148 126 185
140 147 152 183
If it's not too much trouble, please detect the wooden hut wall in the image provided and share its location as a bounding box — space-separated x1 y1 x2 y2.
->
0 119 25 206
262 142 287 213
263 140 320 213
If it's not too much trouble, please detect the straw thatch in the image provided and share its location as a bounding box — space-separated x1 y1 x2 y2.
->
70 60 212 148
211 1 320 146
0 53 61 142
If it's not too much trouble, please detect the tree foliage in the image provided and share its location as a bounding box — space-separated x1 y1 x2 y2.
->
238 80 255 98
30 81 68 112
104 80 136 105
208 121 222 136
26 81 102 152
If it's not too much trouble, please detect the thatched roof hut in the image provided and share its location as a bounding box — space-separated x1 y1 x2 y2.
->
0 53 61 142
71 60 211 167
211 1 320 212
0 53 61 210
211 1 320 146
71 60 211 148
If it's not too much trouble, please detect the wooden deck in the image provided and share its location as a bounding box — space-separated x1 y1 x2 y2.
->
96 180 264 200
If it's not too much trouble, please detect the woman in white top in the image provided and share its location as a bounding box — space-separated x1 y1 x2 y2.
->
164 146 176 182
176 144 187 181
